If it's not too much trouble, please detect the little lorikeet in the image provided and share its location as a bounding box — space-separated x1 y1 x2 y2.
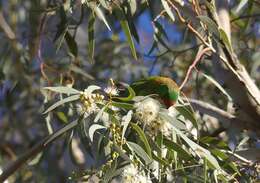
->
131 76 179 107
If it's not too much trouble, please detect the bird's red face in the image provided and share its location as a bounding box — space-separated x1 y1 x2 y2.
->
162 98 175 108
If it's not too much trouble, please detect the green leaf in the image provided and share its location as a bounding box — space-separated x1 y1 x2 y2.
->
131 123 152 157
171 125 221 170
175 105 198 129
111 102 134 110
127 141 153 166
43 86 80 95
88 124 106 142
152 152 168 165
89 3 111 31
94 105 107 122
219 28 233 53
27 152 43 166
201 72 232 101
43 94 80 114
121 110 133 138
235 0 248 14
163 138 192 161
115 8 137 60
65 32 78 57
56 111 69 123
70 65 94 80
128 0 137 15
159 111 186 130
113 85 135 102
83 85 101 95
55 27 68 53
44 119 79 145
88 11 95 62
161 0 175 22
154 21 169 40
197 16 219 38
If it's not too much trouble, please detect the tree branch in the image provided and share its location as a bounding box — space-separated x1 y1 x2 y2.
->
188 98 257 131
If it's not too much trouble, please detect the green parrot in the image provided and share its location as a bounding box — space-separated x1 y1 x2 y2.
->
131 76 180 107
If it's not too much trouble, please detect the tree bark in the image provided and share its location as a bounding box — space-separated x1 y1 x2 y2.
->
211 0 260 133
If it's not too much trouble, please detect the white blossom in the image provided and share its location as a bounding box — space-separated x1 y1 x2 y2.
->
104 86 119 96
146 116 173 137
120 164 152 183
134 98 160 124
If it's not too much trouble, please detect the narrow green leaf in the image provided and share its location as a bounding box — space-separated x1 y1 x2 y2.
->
56 111 68 123
70 65 94 80
88 11 95 61
43 94 80 114
115 9 137 60
131 123 152 157
94 105 107 122
55 27 68 53
201 72 232 101
44 119 79 145
172 125 221 170
65 32 78 57
154 21 169 40
43 86 80 95
83 85 101 95
113 85 135 102
111 102 134 110
93 5 111 31
159 111 186 130
197 15 219 38
161 0 175 22
121 110 133 138
175 105 198 129
89 124 106 142
235 0 248 14
163 138 192 161
27 152 43 166
219 28 233 53
127 141 153 165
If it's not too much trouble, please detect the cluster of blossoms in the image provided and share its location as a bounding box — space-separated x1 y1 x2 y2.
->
104 86 119 96
134 98 173 136
76 84 120 118
120 163 152 183
77 89 105 118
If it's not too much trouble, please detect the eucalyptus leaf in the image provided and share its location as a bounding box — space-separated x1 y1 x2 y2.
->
88 11 95 62
115 8 137 60
88 2 111 31
161 0 175 22
111 102 134 110
83 85 101 95
44 119 80 145
127 141 153 166
89 124 106 142
197 15 219 38
219 28 233 53
43 86 80 95
201 72 232 101
94 105 107 122
43 94 80 114
65 32 78 57
171 125 221 170
175 105 198 129
113 85 135 101
121 110 133 138
131 123 152 157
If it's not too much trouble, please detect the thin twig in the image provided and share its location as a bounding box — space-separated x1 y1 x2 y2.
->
231 13 260 22
179 47 211 90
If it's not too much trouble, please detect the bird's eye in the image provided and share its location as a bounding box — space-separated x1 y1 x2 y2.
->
149 111 153 115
